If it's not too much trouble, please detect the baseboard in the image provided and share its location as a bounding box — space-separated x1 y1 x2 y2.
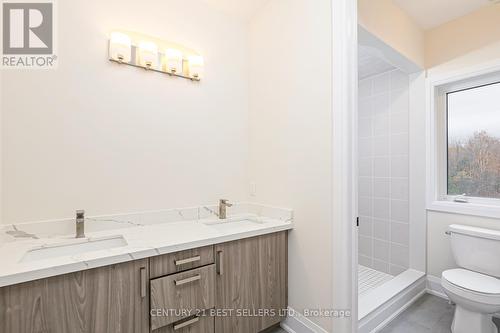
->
358 273 427 333
280 307 329 333
426 274 448 300
280 322 299 333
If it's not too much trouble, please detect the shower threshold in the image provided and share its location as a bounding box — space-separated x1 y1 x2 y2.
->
358 268 426 333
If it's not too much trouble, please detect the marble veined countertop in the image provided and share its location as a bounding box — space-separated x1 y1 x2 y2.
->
0 203 293 287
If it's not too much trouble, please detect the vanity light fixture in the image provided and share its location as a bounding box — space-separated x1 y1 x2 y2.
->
188 55 204 79
108 31 202 82
165 48 183 74
109 32 132 63
138 41 158 69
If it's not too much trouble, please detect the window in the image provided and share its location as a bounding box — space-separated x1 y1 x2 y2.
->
447 82 500 199
427 66 500 218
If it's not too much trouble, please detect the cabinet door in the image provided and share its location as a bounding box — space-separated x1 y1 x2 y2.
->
215 232 287 333
0 259 149 333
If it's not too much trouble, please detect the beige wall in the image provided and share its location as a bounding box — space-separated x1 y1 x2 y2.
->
359 1 500 69
0 69 2 223
1 0 250 223
358 0 425 68
249 0 333 330
425 5 500 68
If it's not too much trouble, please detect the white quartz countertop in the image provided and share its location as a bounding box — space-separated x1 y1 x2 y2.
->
0 204 293 287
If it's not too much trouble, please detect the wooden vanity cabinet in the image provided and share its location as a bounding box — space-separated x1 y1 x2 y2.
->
215 232 288 333
0 259 150 333
0 231 288 333
150 232 287 333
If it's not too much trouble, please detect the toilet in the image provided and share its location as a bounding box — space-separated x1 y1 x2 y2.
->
442 224 500 333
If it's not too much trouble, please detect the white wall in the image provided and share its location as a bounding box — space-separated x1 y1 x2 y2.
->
248 0 334 330
426 42 500 278
1 0 250 223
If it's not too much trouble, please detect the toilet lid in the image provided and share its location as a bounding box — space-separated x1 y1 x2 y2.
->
443 269 500 295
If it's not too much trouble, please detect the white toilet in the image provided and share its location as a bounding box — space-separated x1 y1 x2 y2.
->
442 224 500 333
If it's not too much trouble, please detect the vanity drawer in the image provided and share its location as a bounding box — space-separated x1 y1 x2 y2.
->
150 246 214 278
150 264 216 330
153 315 214 333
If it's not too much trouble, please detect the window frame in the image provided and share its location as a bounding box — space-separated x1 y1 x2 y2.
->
427 63 500 219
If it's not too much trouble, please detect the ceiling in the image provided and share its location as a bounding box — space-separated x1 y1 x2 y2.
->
394 0 494 30
201 0 271 21
358 45 396 80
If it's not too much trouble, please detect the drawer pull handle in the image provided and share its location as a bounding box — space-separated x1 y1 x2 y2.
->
140 267 147 298
174 274 201 286
175 255 201 266
217 250 224 275
173 316 199 330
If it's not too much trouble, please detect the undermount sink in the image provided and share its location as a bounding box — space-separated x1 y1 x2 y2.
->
20 235 128 263
203 218 264 232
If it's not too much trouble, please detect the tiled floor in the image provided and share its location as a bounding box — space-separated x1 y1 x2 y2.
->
379 293 500 332
358 265 394 295
269 294 500 333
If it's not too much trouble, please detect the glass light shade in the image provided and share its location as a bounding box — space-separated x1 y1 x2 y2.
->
188 55 204 79
165 48 183 74
138 41 158 69
109 32 132 63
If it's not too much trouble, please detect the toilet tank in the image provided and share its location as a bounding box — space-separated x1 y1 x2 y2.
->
449 224 500 278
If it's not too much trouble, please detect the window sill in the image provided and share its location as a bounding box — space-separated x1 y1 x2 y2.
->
427 201 500 219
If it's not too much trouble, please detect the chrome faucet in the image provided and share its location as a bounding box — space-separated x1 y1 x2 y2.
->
76 210 85 238
218 199 232 220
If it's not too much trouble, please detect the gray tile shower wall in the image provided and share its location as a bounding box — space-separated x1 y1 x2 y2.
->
358 69 410 275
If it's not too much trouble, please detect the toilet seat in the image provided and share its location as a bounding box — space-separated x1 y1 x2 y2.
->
442 269 500 305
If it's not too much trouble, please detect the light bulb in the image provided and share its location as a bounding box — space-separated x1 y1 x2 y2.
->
109 32 131 63
165 48 183 74
188 55 204 79
138 41 158 69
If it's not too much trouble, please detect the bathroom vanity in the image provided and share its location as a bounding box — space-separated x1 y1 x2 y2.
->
0 232 287 333
0 204 292 333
